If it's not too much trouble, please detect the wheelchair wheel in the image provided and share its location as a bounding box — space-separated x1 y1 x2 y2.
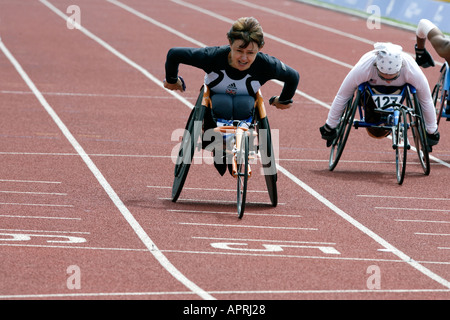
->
257 116 277 207
172 88 206 202
394 108 408 185
432 65 447 126
236 133 249 219
329 91 359 171
408 91 430 175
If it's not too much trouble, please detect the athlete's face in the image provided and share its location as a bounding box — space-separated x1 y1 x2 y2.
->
228 40 260 71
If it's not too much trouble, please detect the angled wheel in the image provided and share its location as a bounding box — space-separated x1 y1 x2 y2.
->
257 116 277 207
236 132 249 219
432 65 447 126
408 90 430 176
329 90 359 171
172 88 206 202
394 108 408 185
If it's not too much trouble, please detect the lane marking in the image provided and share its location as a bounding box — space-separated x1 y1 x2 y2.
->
179 222 317 231
0 190 67 196
168 209 302 218
0 202 73 207
359 195 450 201
0 228 89 234
376 207 450 213
0 179 61 184
395 219 450 224
148 185 267 193
0 214 81 220
0 89 186 100
160 197 284 205
35 0 214 300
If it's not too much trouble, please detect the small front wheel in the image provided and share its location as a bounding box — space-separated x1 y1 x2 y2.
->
236 133 249 219
395 108 408 184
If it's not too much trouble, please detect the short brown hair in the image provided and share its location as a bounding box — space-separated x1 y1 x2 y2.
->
227 17 264 49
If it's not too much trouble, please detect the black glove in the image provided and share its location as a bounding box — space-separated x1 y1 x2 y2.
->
269 96 293 105
415 45 435 68
319 123 337 147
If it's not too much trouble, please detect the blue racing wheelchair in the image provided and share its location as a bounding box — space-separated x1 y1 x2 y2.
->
329 82 430 184
432 61 450 125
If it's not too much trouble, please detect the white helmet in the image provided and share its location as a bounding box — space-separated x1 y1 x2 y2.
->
374 42 403 75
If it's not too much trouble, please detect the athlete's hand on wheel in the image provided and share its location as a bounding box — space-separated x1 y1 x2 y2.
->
269 96 293 110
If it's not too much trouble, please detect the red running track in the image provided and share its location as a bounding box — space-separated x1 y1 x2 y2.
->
0 0 449 304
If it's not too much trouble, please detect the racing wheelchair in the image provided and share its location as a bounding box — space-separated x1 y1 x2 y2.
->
171 84 278 219
329 82 430 184
432 61 450 125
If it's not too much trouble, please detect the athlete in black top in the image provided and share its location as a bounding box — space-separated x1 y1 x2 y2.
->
164 17 299 175
164 17 299 116
165 45 299 103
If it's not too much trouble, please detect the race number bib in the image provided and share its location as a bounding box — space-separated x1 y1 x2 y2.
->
372 94 402 109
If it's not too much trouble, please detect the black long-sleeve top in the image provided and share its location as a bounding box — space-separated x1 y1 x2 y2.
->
165 46 299 101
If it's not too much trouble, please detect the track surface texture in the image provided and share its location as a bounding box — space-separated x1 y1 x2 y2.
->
0 0 449 305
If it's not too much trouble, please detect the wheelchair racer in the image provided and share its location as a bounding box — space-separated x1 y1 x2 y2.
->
164 17 299 175
320 42 440 149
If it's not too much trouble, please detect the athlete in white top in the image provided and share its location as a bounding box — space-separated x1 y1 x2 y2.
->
320 42 440 148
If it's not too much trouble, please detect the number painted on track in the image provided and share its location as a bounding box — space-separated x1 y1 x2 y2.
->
0 232 86 244
210 242 340 255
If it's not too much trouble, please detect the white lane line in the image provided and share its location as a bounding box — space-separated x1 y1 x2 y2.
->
0 228 89 234
358 195 450 201
0 243 147 251
0 90 185 100
148 185 267 193
376 207 450 213
0 214 81 220
168 209 302 218
0 190 67 196
40 0 450 291
415 232 450 236
0 179 61 184
160 197 284 205
0 202 73 207
395 219 450 224
179 222 317 231
37 0 214 301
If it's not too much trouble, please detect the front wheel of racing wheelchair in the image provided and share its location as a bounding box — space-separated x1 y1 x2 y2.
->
171 85 278 218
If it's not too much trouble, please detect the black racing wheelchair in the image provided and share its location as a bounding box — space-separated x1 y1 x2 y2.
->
171 84 278 219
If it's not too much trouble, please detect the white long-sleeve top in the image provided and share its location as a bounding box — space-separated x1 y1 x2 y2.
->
326 50 437 134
